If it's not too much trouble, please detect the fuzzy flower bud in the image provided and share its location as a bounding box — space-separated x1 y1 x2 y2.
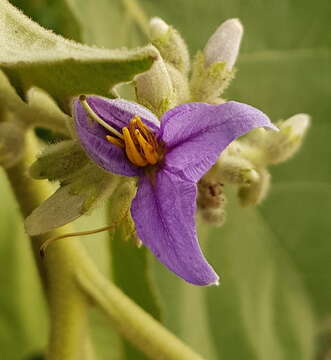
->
213 154 259 185
238 168 271 207
135 54 175 116
149 17 190 74
197 179 227 226
264 113 310 164
204 18 243 69
200 207 226 227
165 63 190 104
190 18 243 103
149 17 169 39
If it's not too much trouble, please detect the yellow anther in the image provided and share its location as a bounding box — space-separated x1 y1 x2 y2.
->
122 127 148 167
134 129 159 165
106 135 124 148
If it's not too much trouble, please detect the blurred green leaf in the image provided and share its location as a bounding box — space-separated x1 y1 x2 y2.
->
0 0 156 112
66 0 148 48
0 171 48 360
9 0 82 41
205 192 316 360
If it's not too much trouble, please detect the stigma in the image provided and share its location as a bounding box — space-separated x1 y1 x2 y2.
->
79 96 162 167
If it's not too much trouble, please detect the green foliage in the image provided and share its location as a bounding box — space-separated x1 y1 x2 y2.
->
0 0 330 359
0 0 156 111
0 172 48 360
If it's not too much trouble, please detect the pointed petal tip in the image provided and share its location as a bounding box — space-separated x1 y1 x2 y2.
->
210 278 220 287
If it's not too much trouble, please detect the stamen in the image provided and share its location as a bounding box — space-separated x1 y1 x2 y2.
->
122 127 148 166
106 135 125 148
135 129 159 165
79 95 124 139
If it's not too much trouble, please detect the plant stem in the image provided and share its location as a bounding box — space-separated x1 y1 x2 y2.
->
5 131 205 360
77 259 205 360
5 132 93 360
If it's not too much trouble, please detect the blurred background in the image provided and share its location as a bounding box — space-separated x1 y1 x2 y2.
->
0 1 330 359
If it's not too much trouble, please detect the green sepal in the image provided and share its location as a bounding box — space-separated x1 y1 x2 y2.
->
29 140 88 181
25 164 119 235
190 52 234 103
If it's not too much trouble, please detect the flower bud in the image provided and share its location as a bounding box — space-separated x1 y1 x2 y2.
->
263 114 310 164
197 179 225 209
200 207 226 227
30 140 88 181
213 155 259 185
0 121 25 168
197 179 227 226
135 54 175 116
165 63 190 104
149 17 190 74
149 17 169 39
204 18 243 69
238 168 270 207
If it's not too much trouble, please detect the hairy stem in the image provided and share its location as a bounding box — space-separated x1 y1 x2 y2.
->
5 131 205 360
77 259 205 360
5 132 93 360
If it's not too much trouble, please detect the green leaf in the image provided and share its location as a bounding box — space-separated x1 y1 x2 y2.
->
0 0 156 111
0 170 48 360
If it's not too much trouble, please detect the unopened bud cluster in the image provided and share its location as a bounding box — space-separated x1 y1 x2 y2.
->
134 16 310 226
197 179 227 226
135 17 243 115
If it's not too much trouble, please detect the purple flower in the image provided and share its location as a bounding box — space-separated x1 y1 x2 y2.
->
73 95 276 286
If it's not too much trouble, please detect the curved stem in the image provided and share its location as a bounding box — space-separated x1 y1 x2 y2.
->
76 258 205 360
5 132 93 360
5 131 205 360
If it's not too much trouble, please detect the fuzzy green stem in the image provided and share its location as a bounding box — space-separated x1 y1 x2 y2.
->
5 131 205 360
5 132 94 360
77 261 205 360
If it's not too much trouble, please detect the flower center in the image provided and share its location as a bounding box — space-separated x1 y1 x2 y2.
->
79 95 162 167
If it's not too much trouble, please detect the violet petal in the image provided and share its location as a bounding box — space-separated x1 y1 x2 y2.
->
85 96 160 133
131 169 219 286
160 101 277 182
73 99 141 176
